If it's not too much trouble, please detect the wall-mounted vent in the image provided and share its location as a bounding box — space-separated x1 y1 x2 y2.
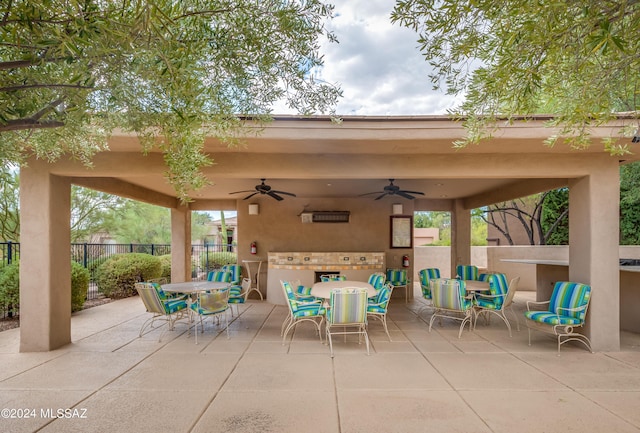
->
301 211 350 223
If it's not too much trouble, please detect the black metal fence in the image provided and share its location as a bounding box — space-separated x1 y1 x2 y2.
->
1 242 237 301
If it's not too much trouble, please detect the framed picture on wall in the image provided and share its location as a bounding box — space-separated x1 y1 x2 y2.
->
390 215 413 248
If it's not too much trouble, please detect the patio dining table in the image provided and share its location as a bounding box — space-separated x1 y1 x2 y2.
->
463 280 490 292
162 281 231 295
311 280 377 299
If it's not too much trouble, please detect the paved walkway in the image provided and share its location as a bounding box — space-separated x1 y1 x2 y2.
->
1 292 640 433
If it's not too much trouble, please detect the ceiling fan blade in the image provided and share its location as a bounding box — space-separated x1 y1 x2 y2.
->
271 190 297 197
267 191 284 201
229 189 255 195
242 192 259 200
358 191 384 197
374 193 388 200
397 191 416 200
400 190 425 196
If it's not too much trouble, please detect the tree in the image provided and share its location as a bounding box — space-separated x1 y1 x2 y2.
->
478 191 569 245
0 1 341 200
391 1 639 153
620 161 640 244
71 186 126 242
106 201 172 244
0 169 19 242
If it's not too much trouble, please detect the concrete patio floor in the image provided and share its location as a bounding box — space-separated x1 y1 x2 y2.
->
1 290 640 433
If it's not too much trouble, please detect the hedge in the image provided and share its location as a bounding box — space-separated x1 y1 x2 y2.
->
95 253 162 298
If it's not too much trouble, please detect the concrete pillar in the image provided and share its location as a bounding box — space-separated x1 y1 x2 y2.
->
569 163 620 351
19 163 71 351
171 205 191 282
450 199 471 277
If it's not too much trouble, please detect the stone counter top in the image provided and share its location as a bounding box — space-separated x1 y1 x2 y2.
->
269 263 384 270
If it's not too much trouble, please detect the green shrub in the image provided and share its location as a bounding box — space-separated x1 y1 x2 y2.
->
158 254 172 280
95 253 162 298
200 251 237 270
0 262 20 316
71 261 90 312
87 255 110 275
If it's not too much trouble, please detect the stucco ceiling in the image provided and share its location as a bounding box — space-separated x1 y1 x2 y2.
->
67 115 640 209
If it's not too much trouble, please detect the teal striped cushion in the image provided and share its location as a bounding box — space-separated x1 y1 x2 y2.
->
419 268 440 298
367 305 386 313
207 271 232 283
549 281 591 321
222 264 242 284
386 269 407 285
292 304 326 318
475 273 508 309
165 298 187 313
524 311 582 325
367 273 386 289
456 265 478 281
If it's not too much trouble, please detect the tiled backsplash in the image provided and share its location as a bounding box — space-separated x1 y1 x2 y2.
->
269 251 384 268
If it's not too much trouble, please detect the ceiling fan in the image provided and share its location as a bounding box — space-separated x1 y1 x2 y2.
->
229 179 297 201
359 179 425 200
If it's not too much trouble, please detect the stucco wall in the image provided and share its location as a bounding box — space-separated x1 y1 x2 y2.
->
236 197 416 299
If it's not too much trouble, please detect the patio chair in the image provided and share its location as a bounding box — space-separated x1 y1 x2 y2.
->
292 280 322 303
456 265 479 281
135 282 188 342
417 268 440 315
190 288 231 344
207 270 232 283
524 281 593 354
280 280 326 345
472 273 515 336
429 279 474 338
386 268 411 303
228 277 251 316
367 283 394 341
326 288 370 357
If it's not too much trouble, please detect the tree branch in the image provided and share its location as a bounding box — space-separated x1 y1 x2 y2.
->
0 83 92 92
0 119 65 132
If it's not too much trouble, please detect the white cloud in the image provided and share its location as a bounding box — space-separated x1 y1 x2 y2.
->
275 0 462 115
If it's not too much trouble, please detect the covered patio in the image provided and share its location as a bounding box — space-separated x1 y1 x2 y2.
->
18 115 640 352
2 293 640 432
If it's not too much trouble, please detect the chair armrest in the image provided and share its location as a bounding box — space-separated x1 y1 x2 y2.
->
526 300 550 311
556 304 588 315
295 299 324 306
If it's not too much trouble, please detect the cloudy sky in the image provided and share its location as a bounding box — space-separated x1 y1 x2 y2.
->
278 0 463 116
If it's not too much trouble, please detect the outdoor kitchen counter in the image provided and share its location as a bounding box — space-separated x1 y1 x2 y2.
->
266 251 386 305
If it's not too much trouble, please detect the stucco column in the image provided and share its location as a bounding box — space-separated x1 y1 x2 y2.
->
171 205 192 282
569 164 620 352
19 163 71 352
450 199 471 277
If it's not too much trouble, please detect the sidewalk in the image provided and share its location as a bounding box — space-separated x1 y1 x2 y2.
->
1 291 640 433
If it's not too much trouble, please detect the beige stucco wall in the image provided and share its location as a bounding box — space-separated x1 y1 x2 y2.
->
235 197 416 300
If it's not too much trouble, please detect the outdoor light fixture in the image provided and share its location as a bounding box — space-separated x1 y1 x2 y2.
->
633 135 640 143
392 203 403 215
248 203 259 215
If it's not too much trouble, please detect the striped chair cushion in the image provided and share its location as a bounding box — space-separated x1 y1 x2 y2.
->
456 265 478 281
222 264 242 284
419 268 440 298
207 271 232 283
386 269 407 285
432 279 472 310
165 298 188 313
367 273 386 290
523 311 583 325
328 289 367 324
320 274 347 282
291 304 326 318
367 286 391 313
475 273 509 309
150 282 169 300
548 281 591 321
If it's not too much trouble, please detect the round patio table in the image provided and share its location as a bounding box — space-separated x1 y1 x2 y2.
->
162 281 230 295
